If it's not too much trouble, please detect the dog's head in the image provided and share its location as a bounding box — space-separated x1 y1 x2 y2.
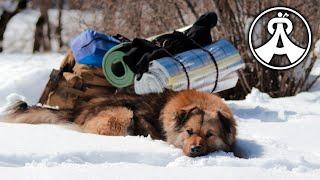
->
174 106 235 157
161 90 236 157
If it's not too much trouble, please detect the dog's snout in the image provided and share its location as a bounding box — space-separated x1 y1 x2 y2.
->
190 145 202 154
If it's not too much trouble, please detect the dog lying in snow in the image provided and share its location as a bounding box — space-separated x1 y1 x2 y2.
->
4 89 237 157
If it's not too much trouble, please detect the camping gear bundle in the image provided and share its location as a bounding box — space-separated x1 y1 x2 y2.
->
69 12 244 94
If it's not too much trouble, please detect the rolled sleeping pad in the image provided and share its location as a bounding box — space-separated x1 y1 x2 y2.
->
102 42 135 88
134 39 245 94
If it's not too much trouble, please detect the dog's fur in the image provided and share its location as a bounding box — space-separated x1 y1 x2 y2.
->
4 90 236 157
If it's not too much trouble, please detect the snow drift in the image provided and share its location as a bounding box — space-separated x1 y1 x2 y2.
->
0 54 319 180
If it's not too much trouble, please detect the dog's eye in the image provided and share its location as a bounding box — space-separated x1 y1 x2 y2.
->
186 129 193 135
205 132 213 138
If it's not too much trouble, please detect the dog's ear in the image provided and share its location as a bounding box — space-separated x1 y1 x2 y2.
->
217 110 236 147
181 104 198 112
176 109 190 124
174 105 198 130
174 109 188 131
177 105 200 122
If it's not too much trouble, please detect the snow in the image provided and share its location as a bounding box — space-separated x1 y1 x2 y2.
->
0 53 63 110
0 54 319 180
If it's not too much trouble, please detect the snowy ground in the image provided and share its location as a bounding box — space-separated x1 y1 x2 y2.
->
0 54 319 180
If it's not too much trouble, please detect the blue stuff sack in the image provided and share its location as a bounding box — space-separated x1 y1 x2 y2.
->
70 29 120 67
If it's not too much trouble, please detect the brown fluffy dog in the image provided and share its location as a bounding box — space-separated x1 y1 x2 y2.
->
4 90 236 157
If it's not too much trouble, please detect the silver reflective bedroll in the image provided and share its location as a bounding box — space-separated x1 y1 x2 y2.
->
134 39 245 94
